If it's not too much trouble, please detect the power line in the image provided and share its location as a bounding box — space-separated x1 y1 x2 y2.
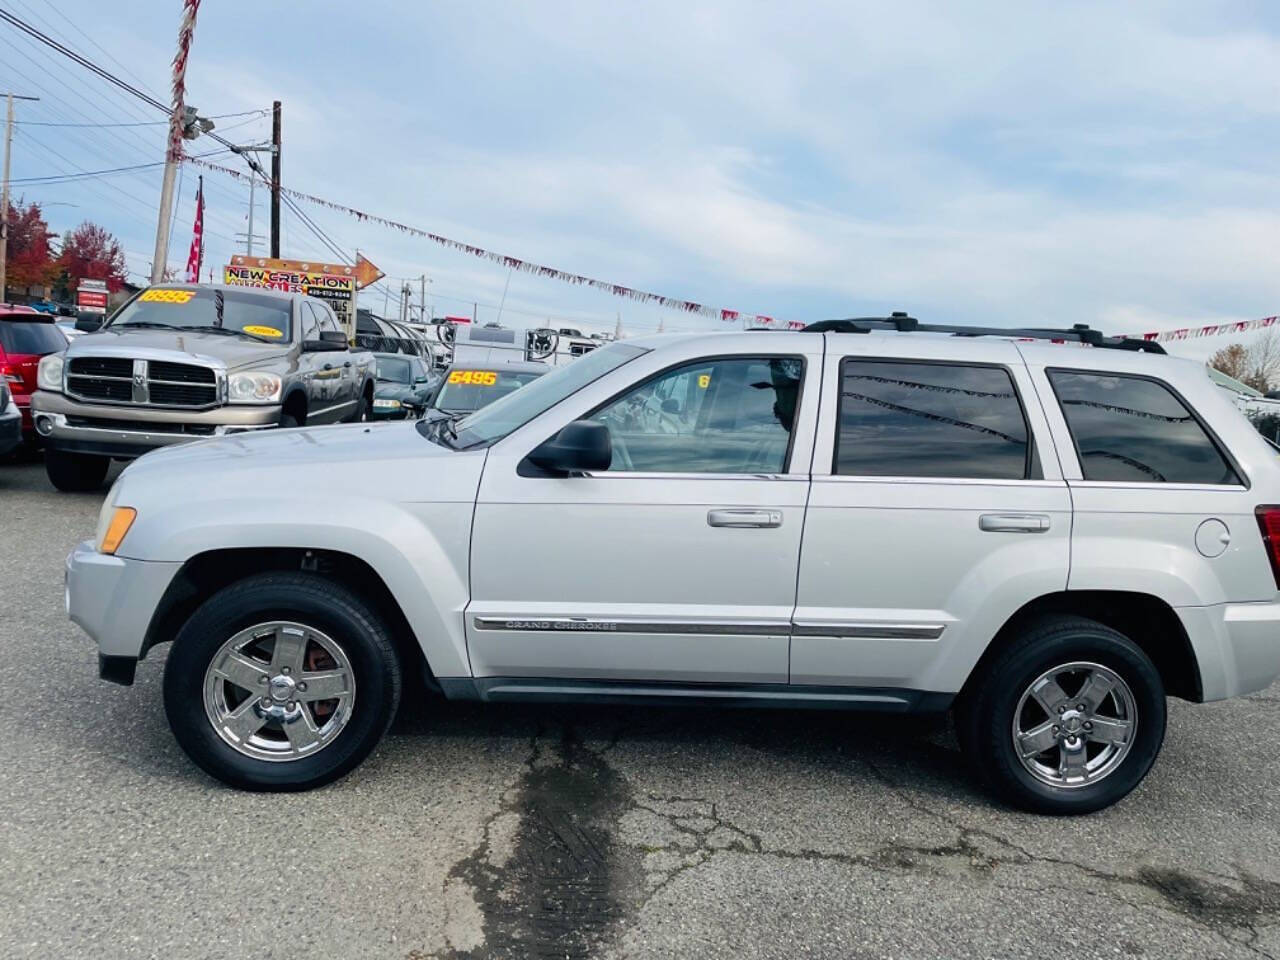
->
13 109 267 129
8 148 230 185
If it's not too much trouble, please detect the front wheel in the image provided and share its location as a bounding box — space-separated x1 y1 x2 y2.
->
163 572 401 791
45 448 110 492
956 615 1166 815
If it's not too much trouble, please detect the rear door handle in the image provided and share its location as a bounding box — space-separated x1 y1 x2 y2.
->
708 509 782 529
979 513 1050 533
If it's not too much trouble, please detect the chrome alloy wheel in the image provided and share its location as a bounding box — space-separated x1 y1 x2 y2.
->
202 621 356 762
1012 661 1137 788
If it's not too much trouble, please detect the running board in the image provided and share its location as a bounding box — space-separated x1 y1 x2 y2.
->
437 677 954 713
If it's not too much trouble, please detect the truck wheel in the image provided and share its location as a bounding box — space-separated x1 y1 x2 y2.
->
163 572 402 791
279 414 300 429
955 615 1165 815
45 448 110 492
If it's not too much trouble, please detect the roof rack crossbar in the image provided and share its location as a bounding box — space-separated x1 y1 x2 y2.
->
800 315 1164 354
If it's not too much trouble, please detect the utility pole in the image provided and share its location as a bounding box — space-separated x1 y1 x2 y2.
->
415 273 430 323
270 100 281 258
0 92 38 303
230 143 271 254
151 0 204 284
246 175 256 255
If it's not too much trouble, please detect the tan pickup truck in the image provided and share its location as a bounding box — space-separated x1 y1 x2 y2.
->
31 283 375 491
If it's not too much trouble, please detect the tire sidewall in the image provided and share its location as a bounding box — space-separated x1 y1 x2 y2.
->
982 628 1166 815
163 575 398 791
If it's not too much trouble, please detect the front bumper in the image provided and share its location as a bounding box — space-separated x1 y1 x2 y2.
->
0 401 20 456
65 539 182 685
32 391 280 458
1178 600 1280 701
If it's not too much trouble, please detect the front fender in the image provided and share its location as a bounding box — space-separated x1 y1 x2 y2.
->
120 494 474 678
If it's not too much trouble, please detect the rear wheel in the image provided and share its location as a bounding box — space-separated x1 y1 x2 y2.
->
45 448 110 492
163 572 401 791
956 615 1166 815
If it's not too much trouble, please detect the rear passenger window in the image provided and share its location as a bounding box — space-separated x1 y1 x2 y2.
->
836 360 1031 479
1048 370 1239 485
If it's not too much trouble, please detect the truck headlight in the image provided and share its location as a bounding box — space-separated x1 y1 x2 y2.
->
227 371 282 403
373 398 401 409
37 352 64 392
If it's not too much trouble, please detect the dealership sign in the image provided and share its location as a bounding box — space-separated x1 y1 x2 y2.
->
75 278 109 314
224 256 361 340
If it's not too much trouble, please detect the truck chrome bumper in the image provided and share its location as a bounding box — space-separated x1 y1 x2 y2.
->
32 391 280 456
65 539 182 684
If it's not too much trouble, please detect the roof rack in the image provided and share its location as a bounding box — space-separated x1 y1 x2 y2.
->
801 312 1165 354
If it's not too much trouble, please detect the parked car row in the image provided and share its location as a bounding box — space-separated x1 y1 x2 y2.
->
1 304 70 453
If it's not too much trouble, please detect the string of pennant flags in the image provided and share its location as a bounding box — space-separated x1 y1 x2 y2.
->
187 157 806 329
1121 315 1280 343
188 158 1276 343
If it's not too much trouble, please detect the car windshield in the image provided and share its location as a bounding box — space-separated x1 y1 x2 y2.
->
451 342 648 447
0 319 68 354
107 287 293 342
435 368 546 415
376 357 412 383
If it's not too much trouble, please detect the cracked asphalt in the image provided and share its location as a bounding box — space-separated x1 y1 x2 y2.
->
4 456 1280 959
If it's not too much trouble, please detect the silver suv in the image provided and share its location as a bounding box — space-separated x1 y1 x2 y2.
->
63 317 1280 813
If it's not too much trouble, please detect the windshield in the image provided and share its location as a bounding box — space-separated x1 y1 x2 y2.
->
376 357 412 383
435 367 546 414
107 287 293 342
452 342 648 447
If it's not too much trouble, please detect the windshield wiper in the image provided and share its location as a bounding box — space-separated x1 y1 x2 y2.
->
111 321 176 331
173 324 275 343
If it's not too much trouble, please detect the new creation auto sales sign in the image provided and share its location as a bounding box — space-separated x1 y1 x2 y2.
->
224 255 358 339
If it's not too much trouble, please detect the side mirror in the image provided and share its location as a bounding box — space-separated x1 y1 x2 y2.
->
319 329 348 345
527 420 612 475
302 337 346 353
75 315 103 332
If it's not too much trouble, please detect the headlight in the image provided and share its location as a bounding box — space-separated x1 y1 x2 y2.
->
227 371 282 403
37 352 64 392
373 398 401 409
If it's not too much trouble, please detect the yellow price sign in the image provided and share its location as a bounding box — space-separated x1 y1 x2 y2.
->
448 370 498 386
140 288 195 304
242 324 284 339
697 374 711 389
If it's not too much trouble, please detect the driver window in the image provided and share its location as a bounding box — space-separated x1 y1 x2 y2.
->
591 356 803 474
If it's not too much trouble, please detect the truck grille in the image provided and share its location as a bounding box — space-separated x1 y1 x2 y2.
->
66 357 220 409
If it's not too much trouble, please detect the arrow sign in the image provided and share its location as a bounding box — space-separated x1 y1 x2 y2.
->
354 254 384 289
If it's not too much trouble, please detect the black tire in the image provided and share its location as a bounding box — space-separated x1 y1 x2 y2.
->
279 413 300 429
45 447 110 492
346 386 370 423
955 615 1166 815
163 572 402 791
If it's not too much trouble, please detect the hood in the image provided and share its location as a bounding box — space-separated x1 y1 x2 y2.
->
118 420 486 505
70 326 290 370
374 382 421 401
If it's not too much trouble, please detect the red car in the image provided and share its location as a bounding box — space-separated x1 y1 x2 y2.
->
0 306 68 446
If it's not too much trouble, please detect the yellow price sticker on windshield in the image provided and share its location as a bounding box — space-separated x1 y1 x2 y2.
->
242 324 284 339
697 374 711 389
449 370 498 386
140 288 195 304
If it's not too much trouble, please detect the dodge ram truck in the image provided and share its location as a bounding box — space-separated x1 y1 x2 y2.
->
32 283 375 491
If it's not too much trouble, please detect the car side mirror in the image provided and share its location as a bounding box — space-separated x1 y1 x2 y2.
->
526 420 612 475
319 329 348 345
302 337 346 353
75 315 103 332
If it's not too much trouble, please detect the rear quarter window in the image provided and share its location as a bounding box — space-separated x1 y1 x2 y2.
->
1048 370 1240 485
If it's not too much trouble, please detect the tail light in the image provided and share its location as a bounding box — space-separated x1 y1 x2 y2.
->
1255 506 1280 587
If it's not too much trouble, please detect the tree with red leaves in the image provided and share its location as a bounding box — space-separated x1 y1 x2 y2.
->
59 221 127 293
4 199 58 292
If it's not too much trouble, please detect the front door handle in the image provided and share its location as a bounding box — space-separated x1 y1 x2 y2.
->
979 513 1050 533
708 508 782 529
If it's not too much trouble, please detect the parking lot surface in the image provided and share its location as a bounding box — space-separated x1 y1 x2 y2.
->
4 457 1280 959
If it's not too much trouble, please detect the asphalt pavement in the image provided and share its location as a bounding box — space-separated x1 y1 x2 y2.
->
3 455 1280 959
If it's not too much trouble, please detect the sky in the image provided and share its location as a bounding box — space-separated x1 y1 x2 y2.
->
0 0 1277 354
